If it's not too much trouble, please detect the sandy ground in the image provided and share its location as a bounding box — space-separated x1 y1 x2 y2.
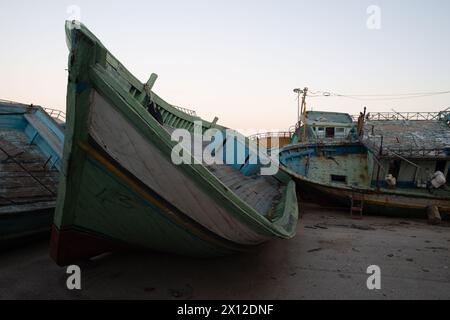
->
0 203 449 300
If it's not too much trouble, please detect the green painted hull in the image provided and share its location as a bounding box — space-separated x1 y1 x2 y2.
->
51 22 298 265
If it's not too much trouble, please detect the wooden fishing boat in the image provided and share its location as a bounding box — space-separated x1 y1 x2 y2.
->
0 100 64 245
50 21 298 265
280 108 450 218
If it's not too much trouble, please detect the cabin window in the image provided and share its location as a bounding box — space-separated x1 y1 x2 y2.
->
325 127 335 138
435 160 446 173
316 127 325 137
388 160 401 179
335 128 345 136
331 175 347 183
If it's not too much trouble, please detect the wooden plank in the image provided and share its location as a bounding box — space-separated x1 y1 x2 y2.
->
0 129 59 207
0 200 56 214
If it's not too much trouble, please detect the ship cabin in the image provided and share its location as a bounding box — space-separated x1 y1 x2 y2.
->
362 111 450 191
292 111 356 144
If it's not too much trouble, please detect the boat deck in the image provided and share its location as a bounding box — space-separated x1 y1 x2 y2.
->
206 163 284 218
363 119 450 157
164 126 283 217
0 129 59 214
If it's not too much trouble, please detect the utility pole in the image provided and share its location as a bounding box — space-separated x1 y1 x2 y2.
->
293 87 309 142
301 87 308 142
293 88 302 125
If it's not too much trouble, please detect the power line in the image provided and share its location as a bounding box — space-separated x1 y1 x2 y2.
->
336 90 450 97
305 90 450 101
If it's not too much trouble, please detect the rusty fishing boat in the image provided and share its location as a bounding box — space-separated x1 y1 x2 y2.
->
279 89 450 218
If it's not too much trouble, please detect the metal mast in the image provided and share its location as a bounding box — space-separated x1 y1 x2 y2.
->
293 87 309 142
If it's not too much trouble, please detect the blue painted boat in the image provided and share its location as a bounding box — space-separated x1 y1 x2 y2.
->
0 99 64 245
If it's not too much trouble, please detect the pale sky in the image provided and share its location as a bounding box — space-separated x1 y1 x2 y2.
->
1 0 450 132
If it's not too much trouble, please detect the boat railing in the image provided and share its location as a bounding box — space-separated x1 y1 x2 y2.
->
249 131 293 141
362 134 448 158
173 105 197 117
43 108 66 123
0 99 66 123
384 147 448 158
352 110 450 122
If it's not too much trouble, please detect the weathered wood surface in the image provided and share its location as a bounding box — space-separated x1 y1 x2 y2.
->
24 114 63 158
164 126 284 216
206 163 284 217
88 91 272 245
427 205 441 225
0 129 59 210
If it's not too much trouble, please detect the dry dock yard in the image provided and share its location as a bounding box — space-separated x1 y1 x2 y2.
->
0 202 449 300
